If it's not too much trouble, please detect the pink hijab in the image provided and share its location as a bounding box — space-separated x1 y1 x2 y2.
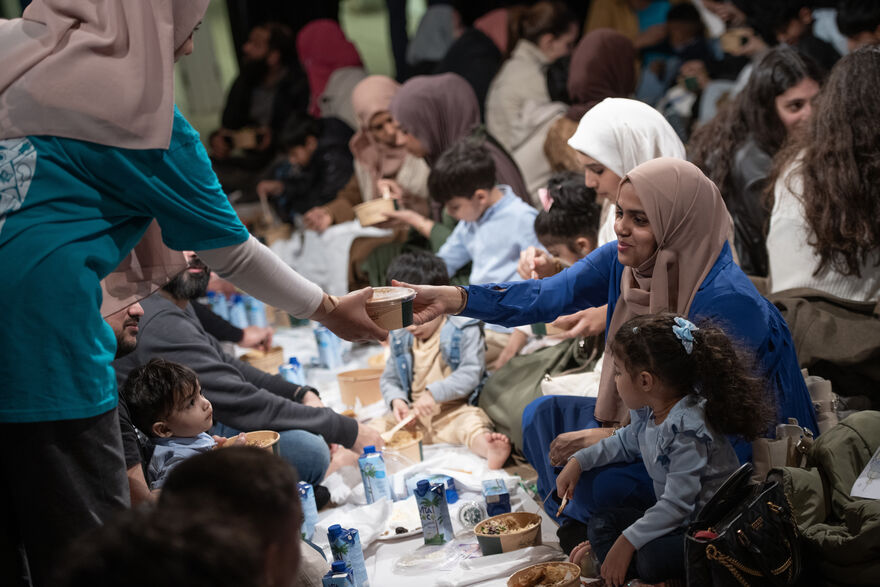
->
0 0 209 149
596 158 732 423
297 19 364 117
348 75 408 196
474 8 509 55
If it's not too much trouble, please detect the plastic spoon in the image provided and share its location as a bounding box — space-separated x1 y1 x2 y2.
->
381 412 417 443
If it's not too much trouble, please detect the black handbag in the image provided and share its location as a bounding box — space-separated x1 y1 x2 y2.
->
685 463 802 587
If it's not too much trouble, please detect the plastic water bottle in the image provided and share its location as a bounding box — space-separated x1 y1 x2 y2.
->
279 357 307 386
357 446 391 504
228 294 249 329
207 291 230 321
298 481 318 541
322 560 355 587
313 324 344 369
244 295 268 327
414 480 454 545
327 525 369 587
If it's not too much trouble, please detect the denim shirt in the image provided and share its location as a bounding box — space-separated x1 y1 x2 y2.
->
573 396 740 549
148 432 216 490
380 315 486 406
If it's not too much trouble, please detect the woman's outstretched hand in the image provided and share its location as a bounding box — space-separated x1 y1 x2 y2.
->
550 306 607 339
391 280 461 324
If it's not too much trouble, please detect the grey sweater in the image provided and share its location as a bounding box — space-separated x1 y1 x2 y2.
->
113 295 358 447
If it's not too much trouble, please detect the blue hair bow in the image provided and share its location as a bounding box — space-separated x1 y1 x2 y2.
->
672 316 699 354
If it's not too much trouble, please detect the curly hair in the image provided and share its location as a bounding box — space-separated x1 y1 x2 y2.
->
534 171 601 251
769 46 880 277
689 46 823 203
610 313 775 440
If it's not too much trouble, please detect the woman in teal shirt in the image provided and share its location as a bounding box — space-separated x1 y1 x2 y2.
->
0 3 383 584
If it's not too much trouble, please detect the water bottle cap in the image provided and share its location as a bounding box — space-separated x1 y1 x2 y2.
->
289 357 300 366
232 294 243 302
206 291 216 298
363 445 376 454
327 524 343 538
331 561 348 572
417 479 430 490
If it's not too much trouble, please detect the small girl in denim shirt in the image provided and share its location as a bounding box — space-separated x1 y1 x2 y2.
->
556 313 775 586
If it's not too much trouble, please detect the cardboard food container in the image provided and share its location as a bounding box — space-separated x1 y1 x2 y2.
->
239 346 284 374
474 512 542 555
224 430 281 455
354 198 398 226
507 562 581 587
366 286 416 330
386 429 423 463
337 368 384 408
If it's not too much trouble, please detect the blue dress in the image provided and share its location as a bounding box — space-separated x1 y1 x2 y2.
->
463 241 817 522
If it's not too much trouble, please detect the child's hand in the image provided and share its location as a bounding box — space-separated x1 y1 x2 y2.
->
212 432 247 448
600 535 635 587
517 247 557 280
555 458 582 503
256 179 284 199
391 399 410 422
376 178 404 200
412 391 437 419
303 206 333 232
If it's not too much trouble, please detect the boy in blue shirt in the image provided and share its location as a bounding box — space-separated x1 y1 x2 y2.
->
379 251 511 469
432 139 542 364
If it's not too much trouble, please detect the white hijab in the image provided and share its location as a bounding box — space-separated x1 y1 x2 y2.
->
567 98 687 245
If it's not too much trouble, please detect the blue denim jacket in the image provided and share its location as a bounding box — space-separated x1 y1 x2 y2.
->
380 315 486 406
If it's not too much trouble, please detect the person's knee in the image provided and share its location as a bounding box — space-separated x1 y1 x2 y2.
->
277 430 330 485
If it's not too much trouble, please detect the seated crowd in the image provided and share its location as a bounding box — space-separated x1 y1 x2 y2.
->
2 2 880 587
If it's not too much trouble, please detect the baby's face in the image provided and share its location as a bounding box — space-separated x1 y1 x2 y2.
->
164 385 214 437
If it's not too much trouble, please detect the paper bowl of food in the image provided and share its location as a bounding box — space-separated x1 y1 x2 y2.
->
354 198 398 226
507 561 580 587
385 428 423 463
238 346 284 374
365 286 416 330
337 368 384 408
474 512 542 555
225 430 280 455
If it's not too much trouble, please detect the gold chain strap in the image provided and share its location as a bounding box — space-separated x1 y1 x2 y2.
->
706 544 761 586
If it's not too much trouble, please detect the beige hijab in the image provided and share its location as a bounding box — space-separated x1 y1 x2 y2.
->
0 0 209 149
349 75 408 197
596 158 732 423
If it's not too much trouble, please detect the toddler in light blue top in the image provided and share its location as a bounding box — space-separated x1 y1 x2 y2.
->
122 358 244 490
556 313 774 586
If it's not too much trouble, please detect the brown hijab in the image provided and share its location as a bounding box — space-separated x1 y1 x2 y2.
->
0 0 209 149
566 29 636 121
596 158 733 423
348 75 408 198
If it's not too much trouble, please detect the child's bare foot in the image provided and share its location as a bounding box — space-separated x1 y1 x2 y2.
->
485 432 511 469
